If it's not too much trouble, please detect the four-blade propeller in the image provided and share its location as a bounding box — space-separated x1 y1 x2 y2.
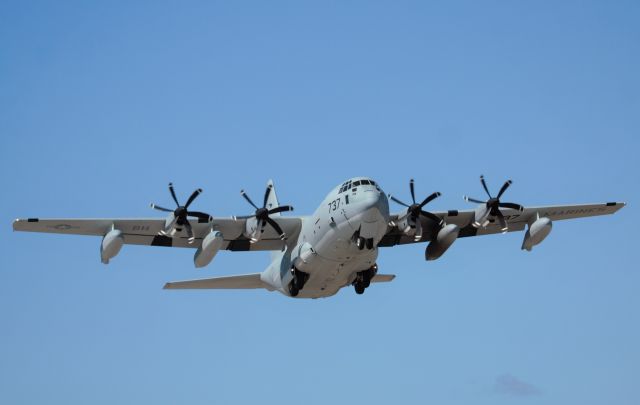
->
151 183 211 243
464 175 524 232
239 184 294 242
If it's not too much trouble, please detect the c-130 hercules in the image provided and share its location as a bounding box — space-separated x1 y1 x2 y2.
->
13 176 625 298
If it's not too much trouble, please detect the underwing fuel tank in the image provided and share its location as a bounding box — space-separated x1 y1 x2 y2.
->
425 224 460 261
101 228 124 264
522 217 552 251
194 231 224 268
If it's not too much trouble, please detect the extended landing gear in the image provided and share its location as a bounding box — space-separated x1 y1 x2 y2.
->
352 265 377 295
288 268 309 297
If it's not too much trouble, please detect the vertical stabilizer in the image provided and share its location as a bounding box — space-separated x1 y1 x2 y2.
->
267 179 282 261
266 179 280 214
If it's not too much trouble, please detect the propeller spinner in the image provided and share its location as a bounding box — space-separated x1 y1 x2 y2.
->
464 175 524 232
151 183 210 243
239 184 294 243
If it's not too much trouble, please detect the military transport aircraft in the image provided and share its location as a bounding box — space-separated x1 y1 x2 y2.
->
13 176 625 298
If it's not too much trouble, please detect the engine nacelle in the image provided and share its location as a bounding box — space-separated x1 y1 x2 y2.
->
194 231 224 268
473 205 490 228
522 216 552 251
425 224 460 261
291 242 318 272
101 228 124 264
394 209 415 236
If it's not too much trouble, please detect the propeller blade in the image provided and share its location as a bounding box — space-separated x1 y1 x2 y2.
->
497 180 512 199
420 210 444 226
151 204 173 213
168 183 180 206
263 185 272 208
187 211 211 221
499 202 524 211
184 220 195 242
184 188 203 208
164 215 178 234
414 219 423 242
409 179 416 204
233 214 255 220
418 191 441 208
265 217 286 240
240 190 259 210
268 205 294 214
396 210 411 222
480 175 492 198
464 196 486 204
389 195 410 208
496 211 508 232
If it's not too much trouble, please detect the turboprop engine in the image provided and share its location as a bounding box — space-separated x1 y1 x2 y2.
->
237 184 294 243
464 175 524 232
425 224 460 261
389 179 443 241
193 231 224 268
150 183 211 243
522 216 552 251
101 228 124 264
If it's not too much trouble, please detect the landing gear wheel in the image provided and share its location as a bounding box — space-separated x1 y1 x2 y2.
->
354 283 365 295
356 237 366 250
288 282 299 297
365 238 374 250
294 271 306 290
291 268 308 290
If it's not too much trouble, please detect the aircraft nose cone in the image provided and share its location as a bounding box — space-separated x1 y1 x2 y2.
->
362 189 389 220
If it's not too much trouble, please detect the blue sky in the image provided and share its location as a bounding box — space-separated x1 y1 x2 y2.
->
1 1 638 404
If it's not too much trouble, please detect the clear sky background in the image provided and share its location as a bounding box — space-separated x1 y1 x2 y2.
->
1 1 638 404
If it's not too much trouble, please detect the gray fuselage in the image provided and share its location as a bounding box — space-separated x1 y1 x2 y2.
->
260 177 390 298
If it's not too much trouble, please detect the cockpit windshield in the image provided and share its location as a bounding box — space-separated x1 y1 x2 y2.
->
338 179 378 193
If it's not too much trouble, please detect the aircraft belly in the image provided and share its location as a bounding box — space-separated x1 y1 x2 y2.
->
294 248 379 298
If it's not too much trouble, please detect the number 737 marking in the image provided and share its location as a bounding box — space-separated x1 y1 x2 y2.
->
328 195 349 213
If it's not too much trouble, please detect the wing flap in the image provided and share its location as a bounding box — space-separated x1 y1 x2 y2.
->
163 273 267 290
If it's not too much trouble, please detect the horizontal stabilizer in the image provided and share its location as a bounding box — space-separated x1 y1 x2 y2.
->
371 274 395 283
164 273 267 290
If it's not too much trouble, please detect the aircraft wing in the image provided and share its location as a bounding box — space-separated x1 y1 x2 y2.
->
12 216 303 251
379 202 626 247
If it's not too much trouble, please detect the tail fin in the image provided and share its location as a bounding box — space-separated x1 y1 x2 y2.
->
267 179 283 261
266 179 280 213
